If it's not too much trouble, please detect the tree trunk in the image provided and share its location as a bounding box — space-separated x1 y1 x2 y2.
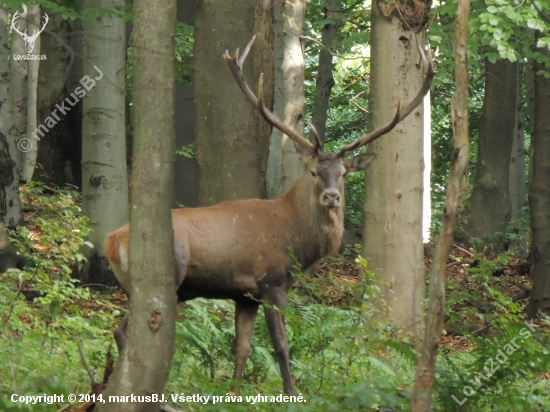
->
10 5 28 162
526 31 550 318
35 13 81 187
466 59 518 249
194 0 273 205
80 0 128 286
97 0 177 409
509 74 526 222
0 6 22 228
266 0 305 197
21 5 42 182
363 0 430 331
311 0 341 144
411 0 469 407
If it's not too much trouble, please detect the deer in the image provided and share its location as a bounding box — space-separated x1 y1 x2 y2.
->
11 7 49 54
105 36 435 396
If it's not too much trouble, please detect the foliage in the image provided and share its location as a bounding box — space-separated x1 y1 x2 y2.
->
176 142 196 159
0 182 117 411
176 22 194 85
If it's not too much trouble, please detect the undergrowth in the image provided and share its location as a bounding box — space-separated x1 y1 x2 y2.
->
0 183 549 411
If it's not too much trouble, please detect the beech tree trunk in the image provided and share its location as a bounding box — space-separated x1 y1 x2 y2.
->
35 12 81 187
466 59 518 249
265 0 305 197
194 0 273 205
526 31 550 318
80 0 128 286
310 0 341 144
10 5 28 162
363 0 430 331
97 0 177 410
22 5 42 182
0 6 22 228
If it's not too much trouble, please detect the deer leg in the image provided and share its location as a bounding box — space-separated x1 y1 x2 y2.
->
263 289 296 396
114 315 129 355
231 300 260 394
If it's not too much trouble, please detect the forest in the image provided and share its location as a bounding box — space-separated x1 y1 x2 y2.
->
0 0 550 411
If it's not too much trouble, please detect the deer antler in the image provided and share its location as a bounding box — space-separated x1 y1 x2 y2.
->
337 44 436 157
34 14 49 39
223 36 319 157
11 10 27 38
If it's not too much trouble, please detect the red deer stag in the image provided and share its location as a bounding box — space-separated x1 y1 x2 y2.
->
105 36 435 396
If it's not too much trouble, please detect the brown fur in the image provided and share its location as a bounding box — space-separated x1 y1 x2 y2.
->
106 151 374 395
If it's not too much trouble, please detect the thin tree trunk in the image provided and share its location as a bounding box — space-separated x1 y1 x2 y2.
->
363 0 430 331
22 5 42 182
411 0 469 408
97 0 177 409
311 0 341 144
194 0 273 205
509 73 526 221
526 30 550 318
81 0 128 286
466 59 518 249
266 0 306 197
10 5 28 157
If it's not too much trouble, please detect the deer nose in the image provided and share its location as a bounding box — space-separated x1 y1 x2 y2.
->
321 190 341 207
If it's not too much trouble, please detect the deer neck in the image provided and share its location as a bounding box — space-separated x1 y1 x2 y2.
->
280 175 345 268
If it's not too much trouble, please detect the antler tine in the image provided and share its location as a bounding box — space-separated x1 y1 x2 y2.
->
307 120 323 150
224 37 318 156
11 11 26 37
337 44 436 158
238 35 256 69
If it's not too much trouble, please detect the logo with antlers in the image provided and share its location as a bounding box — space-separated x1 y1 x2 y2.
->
11 8 49 54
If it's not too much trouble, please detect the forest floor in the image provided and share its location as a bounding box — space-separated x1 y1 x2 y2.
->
310 242 536 350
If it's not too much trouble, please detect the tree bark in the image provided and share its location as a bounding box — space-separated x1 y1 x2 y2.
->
526 31 550 318
80 0 128 286
97 0 177 409
509 73 526 222
0 6 22 228
194 0 273 205
466 58 518 249
22 5 42 182
266 0 305 198
411 0 469 408
311 0 341 144
363 0 430 331
35 13 81 187
10 4 28 164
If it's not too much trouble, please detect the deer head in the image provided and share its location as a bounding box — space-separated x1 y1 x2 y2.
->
223 36 436 205
11 8 49 54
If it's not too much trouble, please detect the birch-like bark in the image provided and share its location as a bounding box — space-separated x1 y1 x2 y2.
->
0 6 22 227
266 0 306 197
22 5 41 182
81 0 128 284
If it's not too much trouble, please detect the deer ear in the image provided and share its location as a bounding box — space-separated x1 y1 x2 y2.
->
344 153 375 172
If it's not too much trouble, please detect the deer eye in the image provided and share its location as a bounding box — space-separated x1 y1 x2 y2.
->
311 171 317 177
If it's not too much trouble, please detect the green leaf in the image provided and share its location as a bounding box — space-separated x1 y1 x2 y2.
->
527 18 545 32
